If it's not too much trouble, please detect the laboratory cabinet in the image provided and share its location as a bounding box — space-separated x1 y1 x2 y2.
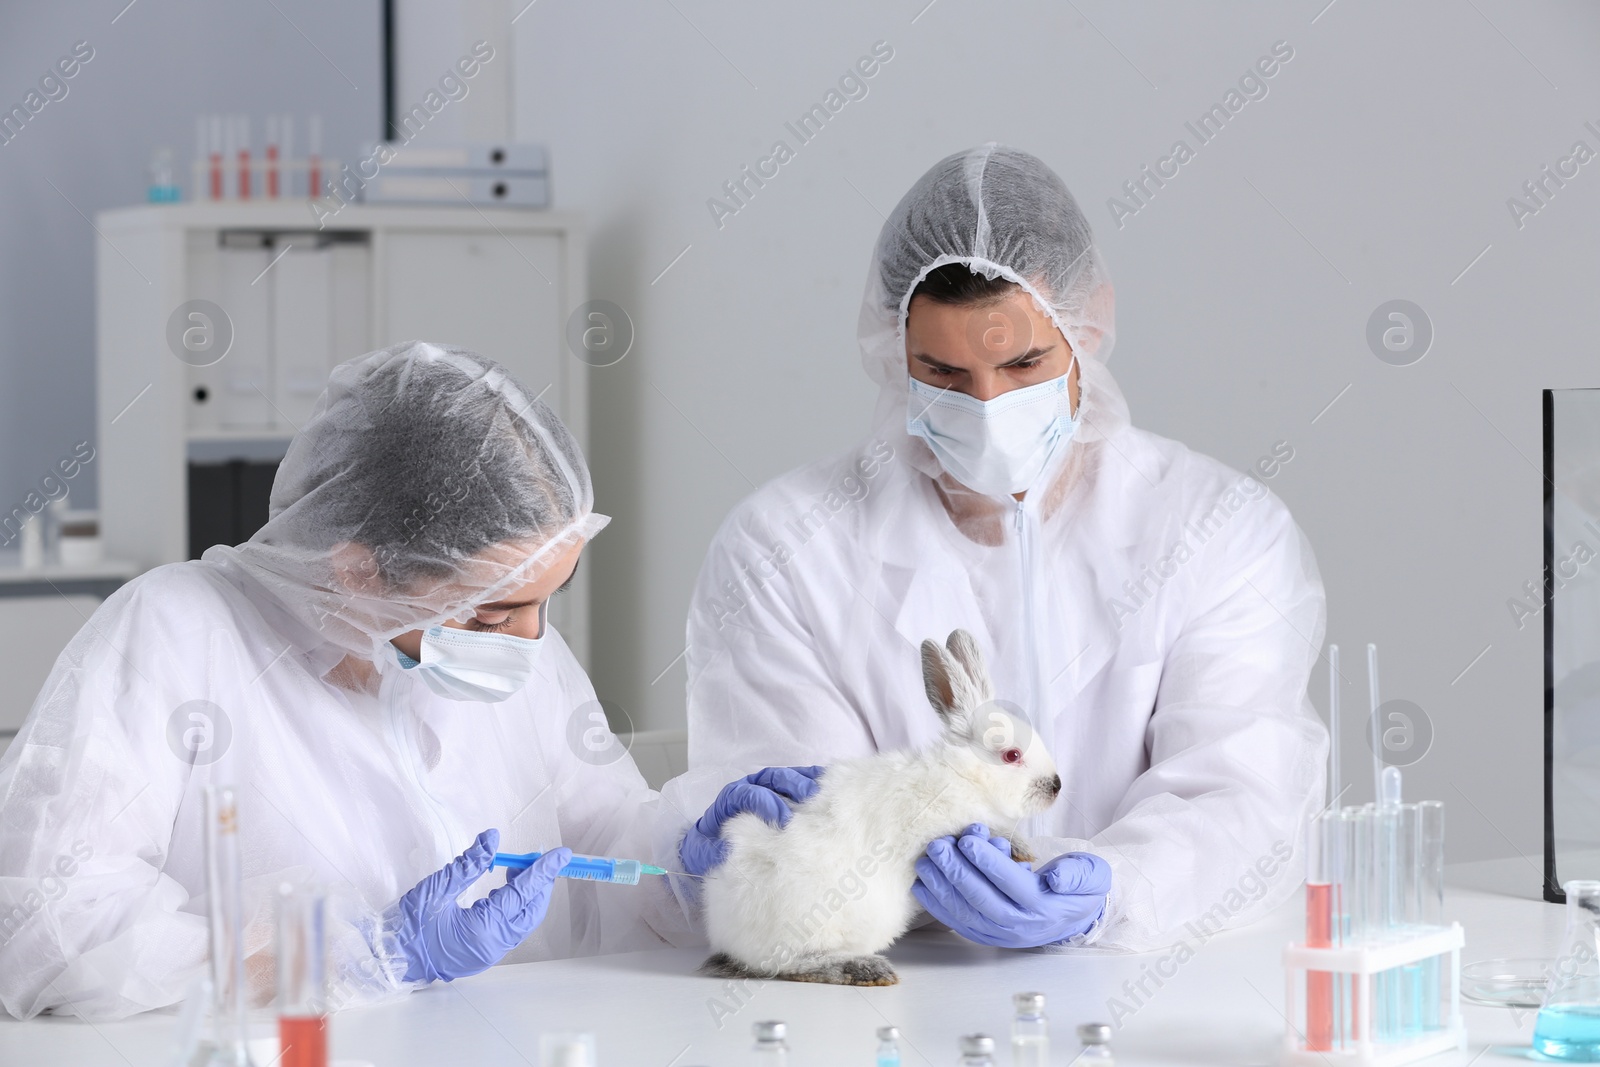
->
93 202 596 666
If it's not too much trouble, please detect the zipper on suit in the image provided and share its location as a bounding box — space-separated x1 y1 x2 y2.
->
386 680 458 861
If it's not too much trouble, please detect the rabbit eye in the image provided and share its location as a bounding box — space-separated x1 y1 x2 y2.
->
1002 748 1023 764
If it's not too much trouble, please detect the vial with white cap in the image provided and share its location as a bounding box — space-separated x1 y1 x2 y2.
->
753 1020 788 1065
876 1025 901 1067
957 1033 995 1066
1011 992 1048 1066
538 1033 595 1067
1076 1022 1114 1064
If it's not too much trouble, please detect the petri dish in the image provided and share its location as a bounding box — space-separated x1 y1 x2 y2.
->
1462 958 1554 1009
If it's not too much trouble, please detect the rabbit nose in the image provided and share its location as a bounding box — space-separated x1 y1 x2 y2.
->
1049 774 1062 796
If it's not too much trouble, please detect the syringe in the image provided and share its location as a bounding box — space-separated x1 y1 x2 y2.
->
491 851 690 885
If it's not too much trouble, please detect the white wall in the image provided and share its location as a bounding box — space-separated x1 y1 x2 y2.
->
400 0 1600 866
0 2 381 516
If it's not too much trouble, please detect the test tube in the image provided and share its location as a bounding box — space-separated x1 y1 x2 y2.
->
280 115 294 197
308 115 323 198
1328 644 1341 809
276 886 326 1067
209 115 224 200
1367 644 1383 804
203 786 255 1067
265 116 280 199
1375 768 1403 1040
1345 805 1373 1046
1415 801 1444 927
236 115 251 200
1305 811 1334 1051
1416 800 1446 1032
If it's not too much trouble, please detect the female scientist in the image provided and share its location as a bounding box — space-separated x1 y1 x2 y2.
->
0 342 812 1019
682 145 1329 951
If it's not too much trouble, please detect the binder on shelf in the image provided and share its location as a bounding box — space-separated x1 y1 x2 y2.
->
362 173 549 208
378 142 548 172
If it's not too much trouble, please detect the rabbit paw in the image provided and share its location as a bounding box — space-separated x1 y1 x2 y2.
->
788 954 898 987
1010 840 1036 864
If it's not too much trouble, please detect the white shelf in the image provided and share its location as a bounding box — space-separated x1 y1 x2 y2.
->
97 201 583 233
0 558 140 585
95 200 596 668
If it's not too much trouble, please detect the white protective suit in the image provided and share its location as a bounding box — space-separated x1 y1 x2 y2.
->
684 145 1328 952
0 343 697 1020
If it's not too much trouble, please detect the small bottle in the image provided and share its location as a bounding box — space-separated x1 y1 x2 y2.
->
957 1034 995 1066
18 517 42 571
147 147 181 202
1011 992 1048 1067
876 1025 901 1067
1077 1022 1115 1064
753 1020 788 1065
538 1033 595 1067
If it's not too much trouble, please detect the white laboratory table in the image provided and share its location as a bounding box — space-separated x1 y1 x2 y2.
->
0 859 1566 1066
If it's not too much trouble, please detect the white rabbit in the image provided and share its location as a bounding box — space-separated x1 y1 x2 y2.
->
700 629 1061 986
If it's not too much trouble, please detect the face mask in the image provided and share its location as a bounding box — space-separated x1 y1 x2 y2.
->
906 368 1079 496
399 601 547 703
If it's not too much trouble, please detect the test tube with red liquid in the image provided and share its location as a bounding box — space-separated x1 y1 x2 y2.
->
265 116 280 199
208 115 224 200
1305 812 1334 1050
307 114 322 199
276 885 327 1067
235 115 251 200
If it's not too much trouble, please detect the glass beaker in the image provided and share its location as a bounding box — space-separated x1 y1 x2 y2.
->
276 885 327 1067
1534 880 1600 1060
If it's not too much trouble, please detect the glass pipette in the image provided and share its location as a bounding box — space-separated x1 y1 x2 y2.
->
491 851 698 885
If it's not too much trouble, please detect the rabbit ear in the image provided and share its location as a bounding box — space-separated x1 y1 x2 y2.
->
944 630 994 704
921 639 966 731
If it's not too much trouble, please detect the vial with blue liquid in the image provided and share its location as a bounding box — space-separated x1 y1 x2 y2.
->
1535 880 1600 1061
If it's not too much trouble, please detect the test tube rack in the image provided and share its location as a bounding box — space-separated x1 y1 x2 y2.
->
189 156 342 202
1281 923 1465 1066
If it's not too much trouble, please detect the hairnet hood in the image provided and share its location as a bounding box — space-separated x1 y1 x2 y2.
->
209 341 607 665
858 144 1129 498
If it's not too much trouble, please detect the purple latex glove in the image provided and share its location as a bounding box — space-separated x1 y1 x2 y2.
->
391 829 570 983
912 823 1110 948
679 766 825 876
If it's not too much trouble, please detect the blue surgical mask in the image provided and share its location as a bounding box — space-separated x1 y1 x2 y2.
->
397 601 547 703
906 368 1078 496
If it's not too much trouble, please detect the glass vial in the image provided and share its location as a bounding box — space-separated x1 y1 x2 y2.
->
538 1033 595 1067
1076 1022 1114 1064
957 1033 995 1066
876 1025 901 1067
753 1020 788 1066
203 786 256 1067
276 885 326 1067
1011 992 1048 1067
1535 880 1600 1060
147 146 181 202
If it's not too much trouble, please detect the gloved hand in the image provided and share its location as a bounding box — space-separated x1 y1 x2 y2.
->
680 766 825 876
391 828 570 983
912 823 1110 948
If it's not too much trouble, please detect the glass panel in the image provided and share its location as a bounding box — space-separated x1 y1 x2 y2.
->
1549 389 1600 889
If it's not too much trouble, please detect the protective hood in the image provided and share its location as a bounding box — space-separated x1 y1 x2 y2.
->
857 143 1129 509
210 341 608 667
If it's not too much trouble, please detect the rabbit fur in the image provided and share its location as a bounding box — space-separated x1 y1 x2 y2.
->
699 629 1062 986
